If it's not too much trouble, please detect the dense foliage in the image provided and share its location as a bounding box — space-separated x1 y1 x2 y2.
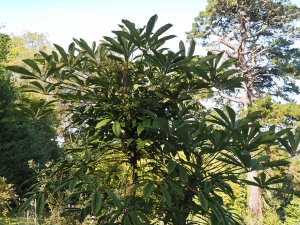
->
0 73 59 195
0 177 16 216
0 32 59 196
7 15 300 224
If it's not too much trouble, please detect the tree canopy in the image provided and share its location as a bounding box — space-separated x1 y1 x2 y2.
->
188 0 300 104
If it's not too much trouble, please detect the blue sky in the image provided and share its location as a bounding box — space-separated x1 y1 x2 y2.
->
0 0 205 49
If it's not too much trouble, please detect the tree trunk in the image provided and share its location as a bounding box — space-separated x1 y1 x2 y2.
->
248 170 263 219
242 86 263 223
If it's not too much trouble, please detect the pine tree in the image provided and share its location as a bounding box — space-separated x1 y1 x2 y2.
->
188 0 300 220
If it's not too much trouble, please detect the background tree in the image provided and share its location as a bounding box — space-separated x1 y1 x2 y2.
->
0 33 10 64
0 177 17 217
0 73 59 195
188 0 299 105
10 15 299 224
5 32 52 67
0 31 58 196
188 0 300 220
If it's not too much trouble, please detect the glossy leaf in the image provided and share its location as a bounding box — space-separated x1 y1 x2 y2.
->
96 118 111 129
91 190 102 215
112 121 121 137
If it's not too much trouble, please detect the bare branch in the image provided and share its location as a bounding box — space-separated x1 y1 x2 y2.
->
211 87 244 103
219 38 236 51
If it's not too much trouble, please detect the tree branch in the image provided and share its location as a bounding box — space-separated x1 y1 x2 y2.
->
249 25 268 38
219 38 236 51
212 87 244 103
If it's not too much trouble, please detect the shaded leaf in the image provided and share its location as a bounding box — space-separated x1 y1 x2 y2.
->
91 190 102 215
143 181 155 199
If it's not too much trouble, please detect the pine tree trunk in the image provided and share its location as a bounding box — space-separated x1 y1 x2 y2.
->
242 85 263 222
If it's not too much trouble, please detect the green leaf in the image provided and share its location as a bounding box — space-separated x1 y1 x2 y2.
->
36 193 45 215
103 36 124 53
91 190 102 215
84 149 92 161
262 160 290 168
54 44 68 62
151 23 173 40
167 181 185 199
156 35 177 44
269 188 293 194
23 59 41 74
6 66 36 76
123 215 131 225
137 124 144 136
30 81 45 93
18 196 35 213
146 14 158 37
113 31 137 45
187 39 195 59
197 54 217 64
265 176 286 185
178 166 188 182
68 42 75 56
225 106 236 128
167 161 177 173
121 19 140 40
107 54 123 62
74 38 95 59
212 207 224 223
213 108 231 127
241 179 260 187
129 212 142 225
52 180 70 194
96 118 111 129
160 187 172 207
179 41 186 55
260 172 266 185
198 191 208 211
112 121 121 137
47 66 61 76
143 181 155 199
106 189 123 211
217 58 237 71
68 177 78 192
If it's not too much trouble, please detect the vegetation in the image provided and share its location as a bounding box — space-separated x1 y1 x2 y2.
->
0 32 59 196
188 0 300 104
188 0 300 221
5 15 299 224
0 177 17 216
0 1 299 224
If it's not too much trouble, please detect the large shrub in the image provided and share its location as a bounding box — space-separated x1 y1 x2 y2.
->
8 15 299 224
